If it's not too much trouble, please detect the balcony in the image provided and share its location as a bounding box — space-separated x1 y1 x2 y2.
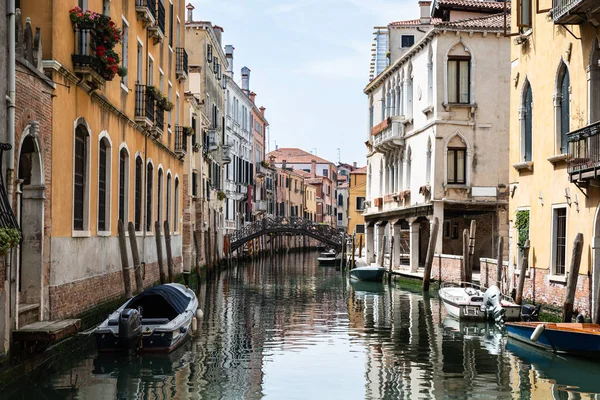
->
553 0 600 24
567 121 600 182
174 125 187 159
152 107 164 138
176 47 188 81
72 23 105 90
207 129 219 152
222 144 232 164
371 116 405 153
134 84 155 129
254 200 268 213
135 0 156 26
148 1 166 44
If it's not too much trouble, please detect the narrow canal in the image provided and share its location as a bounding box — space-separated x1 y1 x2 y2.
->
7 252 600 399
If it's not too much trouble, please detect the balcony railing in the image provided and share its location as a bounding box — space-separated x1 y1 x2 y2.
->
567 121 600 181
175 125 187 158
372 116 405 153
135 0 156 25
154 107 164 136
553 0 599 24
72 23 105 89
176 47 188 80
134 84 155 127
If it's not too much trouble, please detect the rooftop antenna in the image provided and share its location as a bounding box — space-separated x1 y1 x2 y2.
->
337 148 341 163
312 148 317 155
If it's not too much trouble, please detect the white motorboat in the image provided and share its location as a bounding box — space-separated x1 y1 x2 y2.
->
438 282 520 322
349 265 386 282
95 283 200 353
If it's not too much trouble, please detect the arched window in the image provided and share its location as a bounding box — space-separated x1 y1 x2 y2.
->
407 63 414 118
589 40 600 123
134 156 143 231
521 81 533 162
379 159 384 196
98 137 111 232
166 173 172 230
427 47 434 107
556 63 570 154
447 48 471 104
406 147 412 189
73 124 89 231
338 193 343 206
397 154 404 192
174 177 180 232
118 148 129 224
447 135 467 184
146 162 154 232
426 138 432 184
367 163 372 199
157 168 163 226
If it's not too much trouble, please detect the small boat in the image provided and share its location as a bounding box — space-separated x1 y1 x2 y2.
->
349 265 386 282
320 249 336 258
318 255 339 266
438 282 520 322
95 283 200 353
505 322 600 358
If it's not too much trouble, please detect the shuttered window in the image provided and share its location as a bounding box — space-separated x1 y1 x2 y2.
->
157 169 163 226
524 84 533 161
146 163 153 232
553 207 567 275
135 157 143 231
118 149 128 224
74 126 87 231
166 174 172 230
174 178 179 232
560 69 570 154
98 139 108 231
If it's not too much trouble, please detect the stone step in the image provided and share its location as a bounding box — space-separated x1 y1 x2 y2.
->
18 303 39 328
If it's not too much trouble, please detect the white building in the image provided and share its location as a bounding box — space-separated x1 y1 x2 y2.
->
363 0 510 271
223 47 254 234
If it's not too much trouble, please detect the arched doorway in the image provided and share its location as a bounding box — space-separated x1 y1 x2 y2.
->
17 128 45 320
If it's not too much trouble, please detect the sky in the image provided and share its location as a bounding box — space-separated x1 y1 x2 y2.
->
189 0 415 167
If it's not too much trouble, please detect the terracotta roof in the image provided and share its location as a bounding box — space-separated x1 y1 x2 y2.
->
293 169 313 179
436 0 509 10
390 18 442 26
351 166 367 174
267 148 334 165
437 13 509 29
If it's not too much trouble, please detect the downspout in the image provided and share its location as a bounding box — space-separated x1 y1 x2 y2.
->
7 0 16 204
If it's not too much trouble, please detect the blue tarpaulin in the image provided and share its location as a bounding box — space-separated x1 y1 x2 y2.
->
126 284 191 320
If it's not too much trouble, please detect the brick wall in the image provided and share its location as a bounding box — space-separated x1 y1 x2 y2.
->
48 256 182 320
431 254 463 283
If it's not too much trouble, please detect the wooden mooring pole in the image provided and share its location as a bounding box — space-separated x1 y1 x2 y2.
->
468 220 477 282
155 221 167 284
515 239 530 305
495 236 504 290
193 230 202 281
351 234 356 269
358 235 363 259
462 229 470 283
164 221 175 283
117 220 132 298
423 217 439 292
563 233 584 322
127 222 144 294
388 236 394 284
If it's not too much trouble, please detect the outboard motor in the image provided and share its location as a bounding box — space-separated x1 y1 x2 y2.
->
521 304 541 321
483 285 505 322
118 308 142 352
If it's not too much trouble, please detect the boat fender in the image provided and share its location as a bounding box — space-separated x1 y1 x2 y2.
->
196 309 204 320
192 317 198 335
530 324 545 342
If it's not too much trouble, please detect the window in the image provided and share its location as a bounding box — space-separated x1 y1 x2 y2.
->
338 213 343 221
148 56 154 85
448 57 470 104
552 207 567 275
136 42 143 83
98 138 110 232
518 0 532 29
590 42 600 123
356 196 365 210
157 168 163 226
145 162 153 232
118 148 129 224
168 1 173 47
121 21 128 86
401 35 415 48
102 0 110 15
322 168 328 178
451 222 459 239
338 194 343 206
557 64 570 154
521 81 533 162
174 177 179 232
406 64 413 118
134 157 143 231
73 125 88 231
447 148 466 184
355 224 365 234
166 174 172 229
443 221 451 238
78 0 88 9
192 171 197 196
369 105 374 131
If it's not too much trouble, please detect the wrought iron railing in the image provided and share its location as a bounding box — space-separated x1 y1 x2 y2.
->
157 1 166 36
175 125 187 155
136 0 156 21
553 0 582 22
0 143 20 235
566 121 600 177
176 47 188 77
135 83 155 123
155 106 164 134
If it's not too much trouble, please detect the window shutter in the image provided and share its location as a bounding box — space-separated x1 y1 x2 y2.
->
560 71 570 154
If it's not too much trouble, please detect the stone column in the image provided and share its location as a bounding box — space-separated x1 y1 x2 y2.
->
392 223 401 269
409 218 420 272
366 224 375 264
376 223 386 266
432 201 444 254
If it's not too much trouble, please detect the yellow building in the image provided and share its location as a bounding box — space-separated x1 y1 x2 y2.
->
20 0 188 320
509 0 600 317
304 183 317 222
348 166 366 239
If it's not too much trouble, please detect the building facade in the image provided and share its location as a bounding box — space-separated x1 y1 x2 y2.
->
348 166 367 240
18 0 187 322
363 0 510 271
509 0 600 317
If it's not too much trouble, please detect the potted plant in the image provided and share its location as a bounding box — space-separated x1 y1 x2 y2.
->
146 85 161 100
183 126 194 136
193 143 201 152
0 227 21 256
217 191 227 201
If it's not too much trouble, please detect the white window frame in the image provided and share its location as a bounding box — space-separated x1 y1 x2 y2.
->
97 131 113 236
145 158 155 234
550 204 568 278
121 16 129 91
72 118 92 237
118 143 130 228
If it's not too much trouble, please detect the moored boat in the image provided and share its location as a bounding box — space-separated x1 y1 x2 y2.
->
438 282 520 322
95 283 199 353
349 265 386 282
505 322 600 358
318 255 339 266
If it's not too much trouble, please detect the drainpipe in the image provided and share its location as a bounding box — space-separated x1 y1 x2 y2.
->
7 0 16 205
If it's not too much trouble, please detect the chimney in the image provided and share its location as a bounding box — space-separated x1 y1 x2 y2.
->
241 66 250 94
419 1 432 24
225 45 234 78
269 155 275 167
213 25 223 45
353 161 357 169
259 106 265 116
186 3 194 22
249 91 256 103
311 159 316 178
282 159 287 170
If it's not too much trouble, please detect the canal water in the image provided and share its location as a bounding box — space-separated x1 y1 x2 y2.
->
7 252 600 399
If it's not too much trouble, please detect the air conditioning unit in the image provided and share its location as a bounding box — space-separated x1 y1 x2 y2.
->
207 129 219 151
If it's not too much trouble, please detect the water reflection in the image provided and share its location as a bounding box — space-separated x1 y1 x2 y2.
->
7 252 600 399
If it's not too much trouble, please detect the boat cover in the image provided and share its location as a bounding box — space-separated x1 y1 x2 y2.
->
126 284 191 320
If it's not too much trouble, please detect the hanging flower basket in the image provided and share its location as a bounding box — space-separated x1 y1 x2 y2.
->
192 143 201 153
217 191 227 201
183 126 194 136
69 6 123 81
0 228 21 256
158 96 174 111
